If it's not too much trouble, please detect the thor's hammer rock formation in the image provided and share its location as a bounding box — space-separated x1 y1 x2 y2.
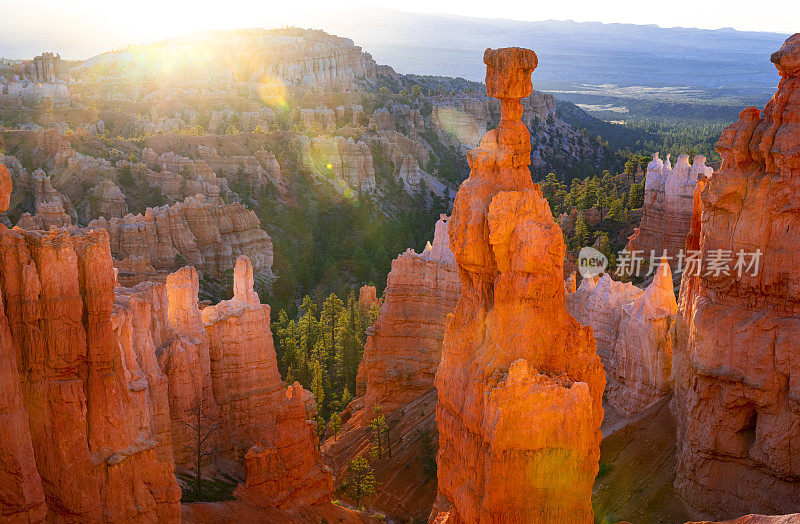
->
430 47 604 523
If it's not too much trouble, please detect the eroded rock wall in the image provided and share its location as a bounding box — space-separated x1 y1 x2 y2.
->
565 268 677 417
606 263 677 416
203 257 332 506
0 164 48 523
89 194 273 277
357 215 461 416
627 152 713 262
672 34 800 518
0 224 181 522
323 216 459 520
0 169 331 518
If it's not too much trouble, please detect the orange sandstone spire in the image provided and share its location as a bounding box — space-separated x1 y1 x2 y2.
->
431 47 604 523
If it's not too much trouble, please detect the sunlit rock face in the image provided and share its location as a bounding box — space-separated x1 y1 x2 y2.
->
566 274 643 365
201 255 284 463
89 194 273 277
111 266 225 473
606 262 677 416
0 163 48 523
0 174 331 518
627 152 713 262
673 33 800 519
301 135 376 193
357 284 379 312
431 47 604 523
235 381 334 509
0 224 181 522
357 214 461 417
0 163 12 216
202 256 333 507
116 258 332 508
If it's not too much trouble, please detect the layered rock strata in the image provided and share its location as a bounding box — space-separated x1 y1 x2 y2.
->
0 167 48 524
301 136 376 192
89 194 273 277
606 263 677 415
202 257 332 505
86 178 128 219
356 214 460 417
627 152 713 262
565 268 677 417
0 171 331 518
431 47 604 523
673 34 800 518
357 284 380 313
566 274 643 364
0 164 10 211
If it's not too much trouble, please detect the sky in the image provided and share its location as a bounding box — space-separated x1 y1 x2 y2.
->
0 0 797 59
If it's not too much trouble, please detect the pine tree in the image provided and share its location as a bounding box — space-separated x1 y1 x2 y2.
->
310 360 325 411
595 232 616 267
340 386 352 408
369 405 386 459
572 215 590 250
297 296 319 384
320 293 344 389
329 412 342 439
344 456 376 508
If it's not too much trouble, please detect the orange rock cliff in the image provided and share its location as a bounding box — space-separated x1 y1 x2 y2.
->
430 47 604 523
88 194 274 278
322 215 460 520
566 264 677 417
0 209 181 521
672 33 800 519
356 214 461 417
0 164 333 520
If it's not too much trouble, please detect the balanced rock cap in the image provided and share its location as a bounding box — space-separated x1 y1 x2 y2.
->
483 47 539 100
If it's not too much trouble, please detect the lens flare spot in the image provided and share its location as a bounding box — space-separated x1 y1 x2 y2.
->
433 105 484 147
258 75 288 109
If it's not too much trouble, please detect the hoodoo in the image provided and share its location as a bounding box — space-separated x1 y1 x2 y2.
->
626 152 713 262
431 47 604 523
673 33 800 519
0 208 181 522
322 216 460 520
356 214 461 417
0 169 333 520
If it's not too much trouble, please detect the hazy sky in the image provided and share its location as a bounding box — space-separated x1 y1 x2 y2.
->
0 0 797 59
